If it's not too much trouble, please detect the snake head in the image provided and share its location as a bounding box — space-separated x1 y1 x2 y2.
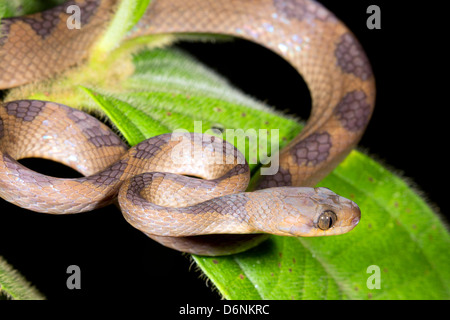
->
264 187 361 237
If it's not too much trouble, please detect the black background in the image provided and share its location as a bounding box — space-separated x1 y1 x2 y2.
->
0 0 447 303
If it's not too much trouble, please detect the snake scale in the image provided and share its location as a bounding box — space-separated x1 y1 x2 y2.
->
0 0 375 255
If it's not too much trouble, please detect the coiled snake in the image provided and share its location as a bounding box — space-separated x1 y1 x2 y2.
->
0 0 375 255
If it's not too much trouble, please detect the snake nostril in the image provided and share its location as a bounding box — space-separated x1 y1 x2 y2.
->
351 217 360 226
317 210 337 230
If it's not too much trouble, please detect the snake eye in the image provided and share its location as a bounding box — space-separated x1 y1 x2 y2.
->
317 210 337 230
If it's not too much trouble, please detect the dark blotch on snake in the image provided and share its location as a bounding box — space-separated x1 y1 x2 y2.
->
334 90 372 132
77 0 102 25
273 0 337 22
335 32 373 80
290 132 332 166
213 164 249 183
126 173 155 206
22 8 64 39
134 136 171 159
4 100 45 122
66 108 125 148
126 172 250 222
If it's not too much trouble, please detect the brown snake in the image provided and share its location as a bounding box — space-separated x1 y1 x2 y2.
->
0 0 375 256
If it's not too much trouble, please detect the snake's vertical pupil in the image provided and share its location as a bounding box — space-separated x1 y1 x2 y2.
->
317 210 337 230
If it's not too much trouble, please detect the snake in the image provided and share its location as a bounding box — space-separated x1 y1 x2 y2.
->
0 0 375 256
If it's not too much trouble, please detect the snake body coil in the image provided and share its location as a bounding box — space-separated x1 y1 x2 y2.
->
0 0 375 255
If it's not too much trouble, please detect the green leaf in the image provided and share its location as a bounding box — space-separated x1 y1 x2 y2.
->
0 257 45 300
0 0 66 301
